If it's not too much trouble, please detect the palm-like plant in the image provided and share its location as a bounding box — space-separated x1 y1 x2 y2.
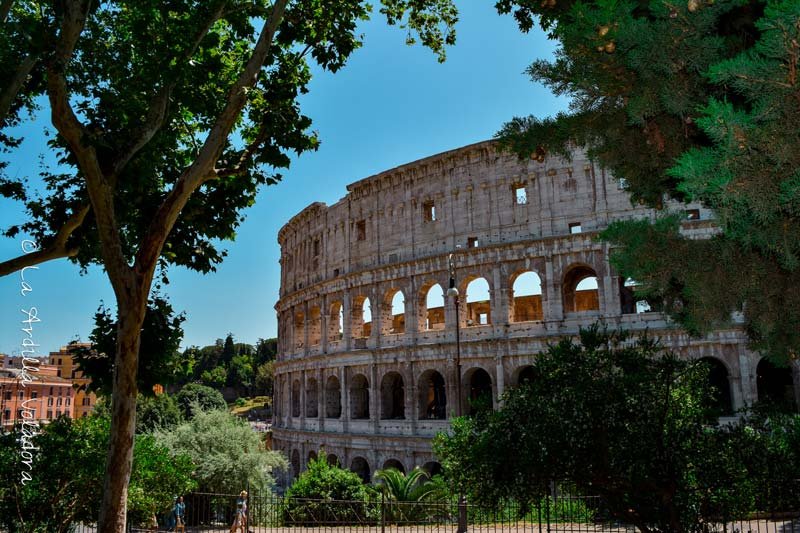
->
373 467 444 524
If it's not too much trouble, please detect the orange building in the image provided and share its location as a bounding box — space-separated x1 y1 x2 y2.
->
48 344 97 419
0 367 75 427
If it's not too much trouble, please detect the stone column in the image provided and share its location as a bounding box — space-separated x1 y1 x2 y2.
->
407 277 419 345
321 294 329 354
341 365 349 433
544 257 562 328
495 357 505 408
370 362 379 434
303 300 310 357
408 359 417 436
318 367 325 432
343 291 353 351
300 369 306 430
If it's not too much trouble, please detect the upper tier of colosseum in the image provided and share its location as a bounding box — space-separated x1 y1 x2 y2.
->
277 140 711 304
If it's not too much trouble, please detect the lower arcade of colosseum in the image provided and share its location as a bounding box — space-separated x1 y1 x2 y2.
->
271 141 800 485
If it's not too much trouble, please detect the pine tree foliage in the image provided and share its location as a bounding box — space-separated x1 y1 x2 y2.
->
496 0 800 361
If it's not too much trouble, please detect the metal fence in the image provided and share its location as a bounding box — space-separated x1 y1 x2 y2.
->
63 491 800 533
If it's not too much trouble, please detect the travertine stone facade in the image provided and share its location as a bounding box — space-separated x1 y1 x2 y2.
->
273 140 799 483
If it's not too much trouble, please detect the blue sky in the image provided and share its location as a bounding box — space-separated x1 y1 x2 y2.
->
0 2 569 356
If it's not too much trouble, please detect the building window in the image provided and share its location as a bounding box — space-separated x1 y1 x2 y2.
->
65 397 70 406
685 209 700 220
355 220 366 241
514 185 527 205
47 410 53 419
47 398 53 407
31 391 37 399
3 391 9 400
57 358 62 365
18 391 23 399
423 200 436 222
333 268 340 277
467 237 479 248
56 398 62 407
618 178 628 189
313 238 320 257
569 222 583 234
49 386 53 395
3 410 9 419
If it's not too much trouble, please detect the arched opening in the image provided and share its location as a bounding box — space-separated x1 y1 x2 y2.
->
418 370 447 420
382 459 405 474
327 453 340 467
291 379 301 418
352 296 372 339
350 374 370 419
328 301 344 343
423 283 445 330
308 305 322 345
699 357 733 416
422 461 443 478
466 367 493 415
563 266 599 313
383 289 406 334
465 277 491 326
757 359 797 411
619 278 651 314
511 271 543 322
291 449 301 478
308 450 317 464
305 378 318 418
294 311 305 349
325 375 341 418
350 456 371 484
515 365 536 386
380 372 405 419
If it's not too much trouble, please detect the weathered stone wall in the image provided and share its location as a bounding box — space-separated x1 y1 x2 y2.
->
272 140 798 482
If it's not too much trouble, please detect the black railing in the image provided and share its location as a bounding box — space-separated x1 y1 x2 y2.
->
61 490 800 532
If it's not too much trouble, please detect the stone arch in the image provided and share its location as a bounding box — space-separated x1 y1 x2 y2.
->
382 458 405 473
382 288 406 335
422 461 443 477
291 379 301 418
418 369 447 420
327 453 340 467
294 310 305 349
463 276 491 326
328 300 344 343
380 371 406 419
350 456 371 483
511 271 543 322
421 282 445 331
291 449 301 478
305 378 318 418
352 295 372 339
756 358 797 410
308 305 322 345
513 365 536 386
308 450 318 464
698 357 733 415
464 367 493 415
563 264 600 313
325 375 342 418
350 373 370 419
619 278 651 315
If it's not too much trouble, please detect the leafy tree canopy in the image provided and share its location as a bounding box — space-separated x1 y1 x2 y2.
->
434 326 746 532
175 382 227 419
494 0 800 361
72 295 187 396
155 408 286 494
286 454 371 501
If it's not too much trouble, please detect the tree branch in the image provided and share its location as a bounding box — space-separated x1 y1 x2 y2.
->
0 53 38 127
0 204 90 277
47 0 135 298
134 0 289 281
110 1 228 177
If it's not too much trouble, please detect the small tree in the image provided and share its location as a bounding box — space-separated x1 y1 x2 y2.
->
434 325 747 532
136 393 183 433
155 408 286 495
175 383 227 419
283 454 372 525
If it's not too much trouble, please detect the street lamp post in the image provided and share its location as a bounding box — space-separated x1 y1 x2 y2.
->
448 252 467 533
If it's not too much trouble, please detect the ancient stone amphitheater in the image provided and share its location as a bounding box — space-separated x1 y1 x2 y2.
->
273 140 798 484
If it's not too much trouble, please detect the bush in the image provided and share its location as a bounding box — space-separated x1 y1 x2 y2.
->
283 455 374 525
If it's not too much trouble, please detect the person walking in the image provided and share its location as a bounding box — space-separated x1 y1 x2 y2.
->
174 495 186 532
229 490 248 533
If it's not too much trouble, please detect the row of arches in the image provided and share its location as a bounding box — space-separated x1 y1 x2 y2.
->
288 368 497 421
288 265 636 350
287 356 797 422
289 448 442 483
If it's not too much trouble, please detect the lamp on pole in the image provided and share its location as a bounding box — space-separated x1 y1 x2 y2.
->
448 251 467 533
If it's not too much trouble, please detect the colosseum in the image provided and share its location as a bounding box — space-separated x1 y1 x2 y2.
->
273 140 799 483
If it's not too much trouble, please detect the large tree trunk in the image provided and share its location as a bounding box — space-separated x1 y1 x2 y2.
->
97 293 147 532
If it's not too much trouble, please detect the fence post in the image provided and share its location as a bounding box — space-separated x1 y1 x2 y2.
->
457 494 467 533
381 489 386 533
545 481 552 533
